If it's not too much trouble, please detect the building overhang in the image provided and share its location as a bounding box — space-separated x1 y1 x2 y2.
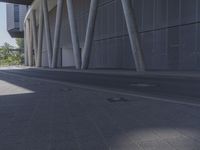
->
0 0 33 5
8 28 24 38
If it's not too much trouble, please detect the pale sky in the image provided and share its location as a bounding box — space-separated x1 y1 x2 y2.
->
0 2 17 47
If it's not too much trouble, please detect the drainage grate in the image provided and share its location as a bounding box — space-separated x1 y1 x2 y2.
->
130 82 157 87
107 97 130 103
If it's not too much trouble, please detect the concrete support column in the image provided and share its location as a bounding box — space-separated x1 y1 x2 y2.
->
36 3 44 67
26 19 33 66
31 10 38 65
43 0 53 67
66 0 81 69
81 0 99 69
24 24 28 66
121 0 145 72
52 0 64 68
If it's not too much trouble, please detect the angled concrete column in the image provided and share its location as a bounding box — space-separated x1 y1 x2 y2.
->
24 24 28 66
66 0 81 69
81 0 99 69
29 20 34 66
26 19 33 66
52 0 64 68
43 0 53 67
25 21 29 66
31 10 38 65
121 0 145 72
36 3 44 67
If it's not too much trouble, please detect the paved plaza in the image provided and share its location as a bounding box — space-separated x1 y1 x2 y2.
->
0 71 200 150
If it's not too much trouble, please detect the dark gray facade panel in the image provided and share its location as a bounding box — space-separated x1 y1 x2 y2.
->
181 0 197 24
76 14 88 47
168 0 180 27
141 32 154 70
197 24 200 68
141 0 155 31
167 27 180 70
154 0 168 29
154 30 168 70
179 24 197 70
61 3 73 49
89 36 135 69
134 0 200 31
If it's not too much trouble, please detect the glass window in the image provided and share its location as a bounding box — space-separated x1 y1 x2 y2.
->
14 5 19 23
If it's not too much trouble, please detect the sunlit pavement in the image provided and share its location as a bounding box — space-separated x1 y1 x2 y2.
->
0 66 27 70
0 71 200 150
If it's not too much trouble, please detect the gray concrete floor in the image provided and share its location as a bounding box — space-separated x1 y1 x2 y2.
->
0 71 200 150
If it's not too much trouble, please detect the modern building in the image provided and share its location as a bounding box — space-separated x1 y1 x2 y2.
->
6 4 28 38
2 0 200 71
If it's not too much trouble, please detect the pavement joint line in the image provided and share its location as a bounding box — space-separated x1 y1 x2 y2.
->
1 70 200 108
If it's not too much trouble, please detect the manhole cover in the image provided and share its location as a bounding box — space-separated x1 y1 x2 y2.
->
107 97 130 103
130 83 157 87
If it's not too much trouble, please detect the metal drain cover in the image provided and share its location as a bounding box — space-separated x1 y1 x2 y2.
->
130 83 157 87
107 97 130 103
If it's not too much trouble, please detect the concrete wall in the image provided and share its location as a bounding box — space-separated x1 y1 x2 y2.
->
41 0 200 70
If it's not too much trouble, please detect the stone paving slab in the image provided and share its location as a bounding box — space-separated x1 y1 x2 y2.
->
0 72 200 150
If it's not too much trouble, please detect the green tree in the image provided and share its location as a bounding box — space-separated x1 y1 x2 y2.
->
0 42 13 59
0 42 23 66
16 38 24 49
